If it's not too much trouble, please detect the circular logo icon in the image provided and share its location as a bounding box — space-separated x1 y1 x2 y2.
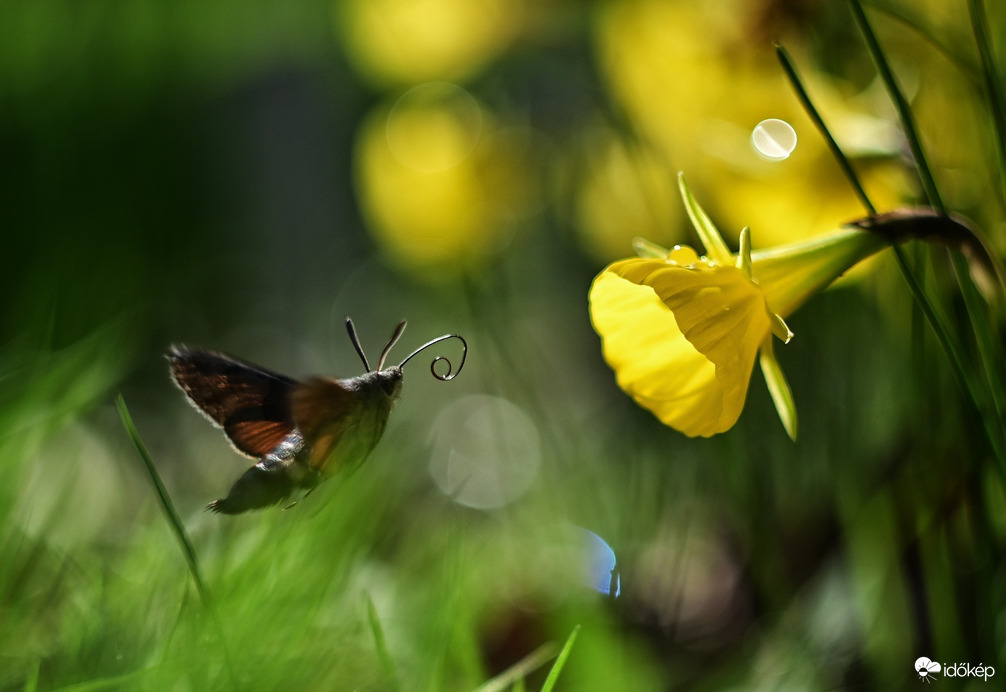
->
915 657 941 683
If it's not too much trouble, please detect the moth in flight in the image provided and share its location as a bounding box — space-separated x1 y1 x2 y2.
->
168 319 466 514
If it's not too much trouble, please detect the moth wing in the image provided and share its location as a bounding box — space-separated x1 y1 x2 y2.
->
167 346 297 458
290 377 367 473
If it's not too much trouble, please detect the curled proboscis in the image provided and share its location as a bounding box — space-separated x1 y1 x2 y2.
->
398 334 468 381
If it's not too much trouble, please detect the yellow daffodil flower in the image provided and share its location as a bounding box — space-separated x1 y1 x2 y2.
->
589 174 890 439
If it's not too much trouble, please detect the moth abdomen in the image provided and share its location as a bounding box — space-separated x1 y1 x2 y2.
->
206 432 316 514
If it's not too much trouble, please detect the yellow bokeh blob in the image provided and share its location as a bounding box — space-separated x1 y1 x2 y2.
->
354 83 531 277
573 129 683 262
337 0 521 86
592 0 911 248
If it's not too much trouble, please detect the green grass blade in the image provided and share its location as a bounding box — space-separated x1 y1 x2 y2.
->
48 667 156 692
116 394 239 680
846 0 1006 473
968 0 1006 207
366 594 402 692
889 248 1006 479
775 44 875 215
779 26 1006 480
847 0 945 214
22 661 39 692
874 5 978 81
115 394 208 607
473 643 558 692
539 625 580 692
950 251 1006 468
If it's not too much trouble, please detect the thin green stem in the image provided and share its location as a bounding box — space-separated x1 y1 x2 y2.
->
961 0 1006 472
968 0 1006 207
778 35 1006 477
845 0 1006 474
847 0 945 214
540 625 581 692
366 594 402 692
116 394 237 679
116 394 208 606
950 251 1006 467
473 643 559 692
874 5 978 83
775 44 875 215
892 249 1006 478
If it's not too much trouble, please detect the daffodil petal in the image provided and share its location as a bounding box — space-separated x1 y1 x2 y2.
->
769 313 794 344
678 173 733 266
590 269 719 435
737 226 753 279
759 335 797 440
590 258 773 437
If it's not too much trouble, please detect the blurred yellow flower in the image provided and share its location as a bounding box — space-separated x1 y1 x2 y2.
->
592 0 910 248
589 175 888 439
354 83 532 277
572 129 683 262
337 0 521 87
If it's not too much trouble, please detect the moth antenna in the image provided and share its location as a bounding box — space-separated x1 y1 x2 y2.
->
345 318 371 371
398 333 468 381
377 321 408 371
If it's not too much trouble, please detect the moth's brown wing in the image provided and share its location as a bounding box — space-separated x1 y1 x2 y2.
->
290 377 366 473
168 346 297 458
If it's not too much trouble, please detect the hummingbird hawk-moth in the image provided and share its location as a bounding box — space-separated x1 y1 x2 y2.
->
168 318 466 514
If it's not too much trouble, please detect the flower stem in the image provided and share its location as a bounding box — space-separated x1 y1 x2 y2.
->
847 0 945 214
968 0 1006 208
780 24 1006 476
848 0 1006 474
775 44 875 216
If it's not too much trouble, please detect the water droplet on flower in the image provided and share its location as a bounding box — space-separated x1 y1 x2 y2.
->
668 245 700 266
751 118 797 161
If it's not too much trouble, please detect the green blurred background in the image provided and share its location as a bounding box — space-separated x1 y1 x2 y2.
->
2 0 1004 690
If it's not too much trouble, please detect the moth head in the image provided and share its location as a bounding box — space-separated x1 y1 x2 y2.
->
350 367 404 400
345 318 467 383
